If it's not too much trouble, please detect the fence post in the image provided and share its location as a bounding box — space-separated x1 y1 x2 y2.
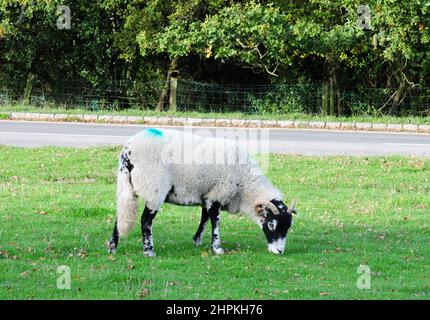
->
157 57 178 112
23 73 35 105
329 80 335 115
321 82 328 115
169 76 177 112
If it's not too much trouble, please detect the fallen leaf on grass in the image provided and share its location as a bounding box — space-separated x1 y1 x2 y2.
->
201 250 209 258
139 288 150 298
377 234 386 240
36 211 48 215
320 292 329 296
77 249 88 259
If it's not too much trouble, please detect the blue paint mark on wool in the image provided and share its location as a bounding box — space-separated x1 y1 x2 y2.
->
143 128 164 138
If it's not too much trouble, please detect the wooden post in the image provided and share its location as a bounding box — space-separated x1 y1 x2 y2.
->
23 73 35 105
169 75 178 112
156 57 178 112
321 82 328 116
329 79 335 115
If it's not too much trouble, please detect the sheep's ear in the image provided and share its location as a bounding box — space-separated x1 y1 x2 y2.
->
255 202 267 217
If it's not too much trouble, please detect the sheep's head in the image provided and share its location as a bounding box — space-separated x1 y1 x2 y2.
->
255 199 297 254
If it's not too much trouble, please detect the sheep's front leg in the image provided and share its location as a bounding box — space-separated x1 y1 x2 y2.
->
193 207 210 246
141 206 158 257
209 202 223 255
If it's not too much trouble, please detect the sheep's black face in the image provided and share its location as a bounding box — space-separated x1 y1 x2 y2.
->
255 199 296 254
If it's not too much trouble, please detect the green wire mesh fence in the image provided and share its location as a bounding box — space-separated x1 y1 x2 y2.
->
1 78 430 116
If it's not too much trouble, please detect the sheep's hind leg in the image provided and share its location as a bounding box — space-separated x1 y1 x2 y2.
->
107 220 119 254
209 202 224 255
193 207 210 246
141 206 158 257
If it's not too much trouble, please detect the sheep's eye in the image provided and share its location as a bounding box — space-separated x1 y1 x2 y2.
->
268 222 275 231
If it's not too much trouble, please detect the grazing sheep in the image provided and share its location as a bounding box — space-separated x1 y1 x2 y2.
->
107 128 297 256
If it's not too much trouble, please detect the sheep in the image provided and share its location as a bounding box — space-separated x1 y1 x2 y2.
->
107 127 297 256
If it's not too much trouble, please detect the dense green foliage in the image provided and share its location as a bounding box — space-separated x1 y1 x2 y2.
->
1 0 430 115
0 146 429 299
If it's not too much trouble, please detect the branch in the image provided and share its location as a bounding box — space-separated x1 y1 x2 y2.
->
235 38 247 49
264 64 279 77
400 70 419 88
378 90 398 112
242 65 263 74
236 38 267 59
253 46 267 60
235 38 278 76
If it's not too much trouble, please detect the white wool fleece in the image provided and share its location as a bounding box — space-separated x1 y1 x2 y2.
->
120 128 282 229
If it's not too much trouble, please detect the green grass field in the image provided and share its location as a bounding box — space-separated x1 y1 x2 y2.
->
0 146 429 299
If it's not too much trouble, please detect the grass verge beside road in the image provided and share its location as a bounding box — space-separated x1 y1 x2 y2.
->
1 103 430 124
0 146 429 299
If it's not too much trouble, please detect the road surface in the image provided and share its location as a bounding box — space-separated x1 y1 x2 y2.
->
1 120 430 156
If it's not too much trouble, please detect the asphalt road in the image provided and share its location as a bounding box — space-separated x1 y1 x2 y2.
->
1 120 430 156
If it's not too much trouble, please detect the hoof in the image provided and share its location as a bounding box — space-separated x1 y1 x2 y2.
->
193 237 203 246
212 247 224 255
106 241 117 254
144 250 155 257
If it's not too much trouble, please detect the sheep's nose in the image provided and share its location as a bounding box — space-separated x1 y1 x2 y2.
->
268 238 286 254
268 245 283 254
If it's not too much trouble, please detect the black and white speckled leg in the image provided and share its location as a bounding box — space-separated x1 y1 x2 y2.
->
193 207 210 246
107 220 119 254
209 202 223 255
141 206 158 257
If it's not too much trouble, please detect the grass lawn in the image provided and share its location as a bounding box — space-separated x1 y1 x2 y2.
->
0 146 429 299
2 103 430 124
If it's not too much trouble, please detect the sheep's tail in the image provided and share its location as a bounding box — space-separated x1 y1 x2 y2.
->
116 150 137 237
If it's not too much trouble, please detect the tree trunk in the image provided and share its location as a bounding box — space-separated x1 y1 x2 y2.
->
390 79 406 115
156 57 178 112
23 72 35 105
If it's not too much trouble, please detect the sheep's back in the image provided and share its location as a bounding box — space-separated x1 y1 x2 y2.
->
126 128 254 206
